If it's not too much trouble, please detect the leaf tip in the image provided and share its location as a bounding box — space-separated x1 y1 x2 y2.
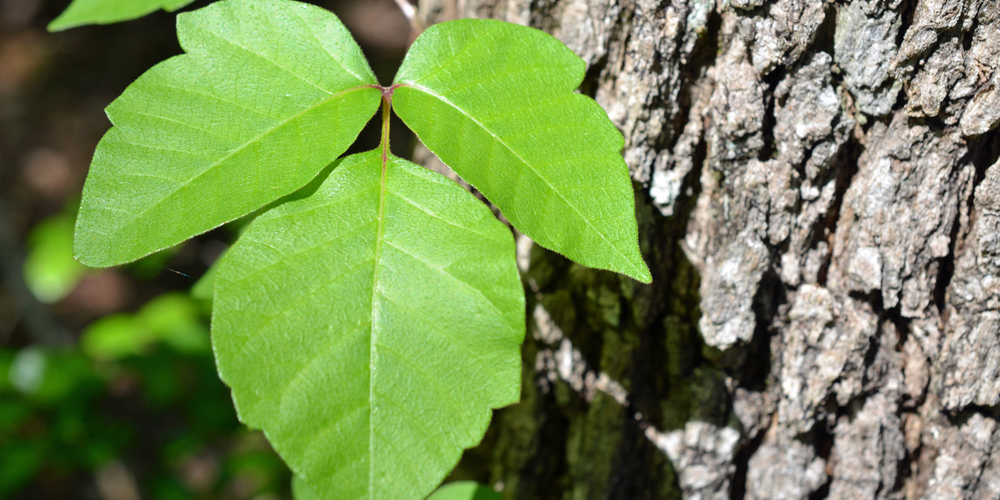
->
630 261 653 284
72 223 116 269
71 244 105 270
46 18 72 32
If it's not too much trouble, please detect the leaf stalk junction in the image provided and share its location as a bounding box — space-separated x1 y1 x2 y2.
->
371 83 407 164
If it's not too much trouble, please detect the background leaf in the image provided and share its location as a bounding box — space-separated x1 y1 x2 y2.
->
81 314 155 360
213 150 525 500
23 213 88 303
426 481 502 500
138 292 211 354
74 0 381 268
392 19 651 283
81 292 209 360
48 0 195 31
190 256 220 302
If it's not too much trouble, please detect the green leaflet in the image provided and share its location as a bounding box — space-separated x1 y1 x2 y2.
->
427 482 502 500
393 19 651 283
213 150 525 500
48 0 195 31
73 0 380 267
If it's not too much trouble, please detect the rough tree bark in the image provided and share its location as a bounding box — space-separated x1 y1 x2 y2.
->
414 0 1000 499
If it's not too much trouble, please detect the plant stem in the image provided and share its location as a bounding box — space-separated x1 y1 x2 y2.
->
380 89 392 163
392 0 416 25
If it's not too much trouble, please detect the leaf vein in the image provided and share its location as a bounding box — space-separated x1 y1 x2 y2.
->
115 109 241 143
290 7 368 84
194 22 336 95
234 255 375 368
106 85 372 243
150 81 284 120
373 341 474 431
406 84 637 272
385 188 491 239
234 217 378 288
380 240 506 321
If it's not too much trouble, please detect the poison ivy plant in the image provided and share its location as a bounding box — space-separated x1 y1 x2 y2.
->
49 0 196 31
71 0 650 499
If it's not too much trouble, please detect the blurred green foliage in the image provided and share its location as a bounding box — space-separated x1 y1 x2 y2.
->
5 212 291 499
22 213 88 304
82 292 211 360
0 321 293 499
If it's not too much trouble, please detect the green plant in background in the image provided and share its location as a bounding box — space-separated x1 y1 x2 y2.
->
9 205 288 497
62 0 650 498
81 292 210 360
0 312 291 499
0 347 114 495
22 212 88 304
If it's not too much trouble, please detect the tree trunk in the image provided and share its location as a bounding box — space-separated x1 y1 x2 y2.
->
415 1 1000 498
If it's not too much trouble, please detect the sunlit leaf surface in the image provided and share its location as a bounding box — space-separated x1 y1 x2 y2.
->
214 151 525 500
393 19 650 283
73 0 380 267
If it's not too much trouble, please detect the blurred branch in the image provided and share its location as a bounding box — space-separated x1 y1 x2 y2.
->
394 0 422 35
393 0 416 23
0 201 72 346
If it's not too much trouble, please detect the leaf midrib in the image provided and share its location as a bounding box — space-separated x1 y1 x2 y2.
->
399 84 642 276
369 149 389 500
